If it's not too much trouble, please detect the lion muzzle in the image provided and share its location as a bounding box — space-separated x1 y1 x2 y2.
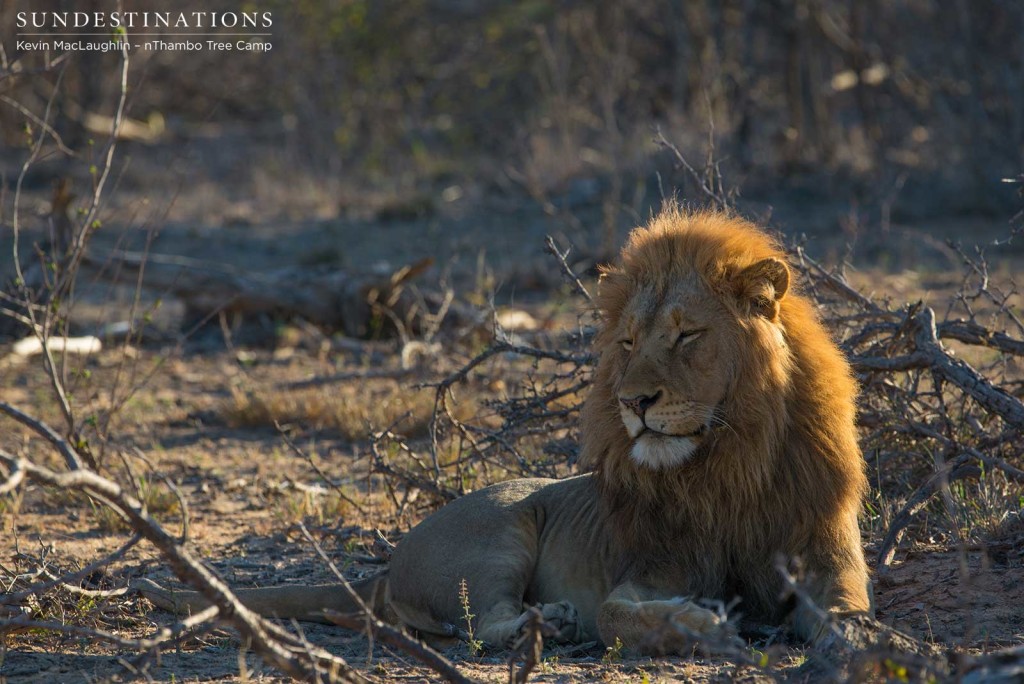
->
620 391 661 418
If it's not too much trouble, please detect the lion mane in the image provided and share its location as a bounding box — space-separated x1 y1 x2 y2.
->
580 206 869 622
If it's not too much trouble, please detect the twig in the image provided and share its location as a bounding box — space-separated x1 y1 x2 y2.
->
0 438 364 682
423 341 594 394
876 454 979 571
277 367 415 391
2 535 142 604
544 235 592 303
653 126 729 209
0 460 25 494
507 606 549 684
277 424 367 515
0 605 220 650
298 524 478 684
795 247 887 314
0 401 87 470
371 440 459 502
0 95 76 156
326 610 478 684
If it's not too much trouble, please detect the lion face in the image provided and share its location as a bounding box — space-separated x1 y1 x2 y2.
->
608 277 736 469
588 211 794 472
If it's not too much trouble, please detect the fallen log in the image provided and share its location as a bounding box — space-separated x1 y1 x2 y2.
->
82 251 484 339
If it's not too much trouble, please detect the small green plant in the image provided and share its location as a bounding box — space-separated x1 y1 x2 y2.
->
91 498 130 533
137 477 180 517
458 578 484 656
1 487 25 533
539 654 559 673
602 635 623 664
883 657 910 683
73 595 99 618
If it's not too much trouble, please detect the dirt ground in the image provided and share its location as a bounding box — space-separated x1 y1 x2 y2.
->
2 138 1024 682
3 348 1023 681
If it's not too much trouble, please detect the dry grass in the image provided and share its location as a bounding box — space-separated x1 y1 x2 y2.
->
268 488 360 528
221 380 437 440
943 471 1024 542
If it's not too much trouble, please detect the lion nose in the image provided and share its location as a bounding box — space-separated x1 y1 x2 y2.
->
620 391 661 418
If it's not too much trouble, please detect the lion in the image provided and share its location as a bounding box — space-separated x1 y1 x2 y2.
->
140 207 873 654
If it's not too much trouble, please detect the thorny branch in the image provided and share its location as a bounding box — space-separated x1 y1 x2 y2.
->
297 524 478 684
793 241 1024 572
544 234 593 303
0 433 365 682
377 215 1024 584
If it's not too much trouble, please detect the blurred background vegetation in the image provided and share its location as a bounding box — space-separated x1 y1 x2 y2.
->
3 0 1022 227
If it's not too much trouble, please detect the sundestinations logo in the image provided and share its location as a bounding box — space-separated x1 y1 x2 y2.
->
15 10 273 53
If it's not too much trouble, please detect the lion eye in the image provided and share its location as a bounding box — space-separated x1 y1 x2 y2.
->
620 339 634 351
676 330 703 347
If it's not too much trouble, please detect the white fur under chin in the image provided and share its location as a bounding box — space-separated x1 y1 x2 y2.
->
630 435 697 469
620 411 645 438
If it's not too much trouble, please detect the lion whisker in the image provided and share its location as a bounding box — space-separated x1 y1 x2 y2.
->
708 409 739 439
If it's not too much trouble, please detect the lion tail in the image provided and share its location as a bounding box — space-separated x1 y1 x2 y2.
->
135 571 391 625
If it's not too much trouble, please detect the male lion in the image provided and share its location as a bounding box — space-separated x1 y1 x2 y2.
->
141 207 872 653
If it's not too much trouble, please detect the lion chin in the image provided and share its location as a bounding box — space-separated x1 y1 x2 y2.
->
630 432 700 469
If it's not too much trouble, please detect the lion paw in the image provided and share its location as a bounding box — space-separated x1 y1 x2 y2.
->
666 598 725 634
539 600 582 642
513 600 582 644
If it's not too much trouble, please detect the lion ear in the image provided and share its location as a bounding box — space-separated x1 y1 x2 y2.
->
596 267 630 313
734 257 790 319
597 266 625 286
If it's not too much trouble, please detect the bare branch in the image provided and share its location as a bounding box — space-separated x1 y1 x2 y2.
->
544 235 593 303
298 524 478 684
910 308 1024 430
653 127 729 210
0 401 88 470
0 445 364 682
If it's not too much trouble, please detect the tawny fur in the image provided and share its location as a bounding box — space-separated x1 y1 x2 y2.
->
581 207 870 629
138 207 872 652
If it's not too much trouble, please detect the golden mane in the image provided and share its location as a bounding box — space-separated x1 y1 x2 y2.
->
579 206 867 617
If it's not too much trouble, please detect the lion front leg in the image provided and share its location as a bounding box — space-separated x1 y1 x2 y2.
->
787 534 874 644
791 568 874 644
597 583 731 655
